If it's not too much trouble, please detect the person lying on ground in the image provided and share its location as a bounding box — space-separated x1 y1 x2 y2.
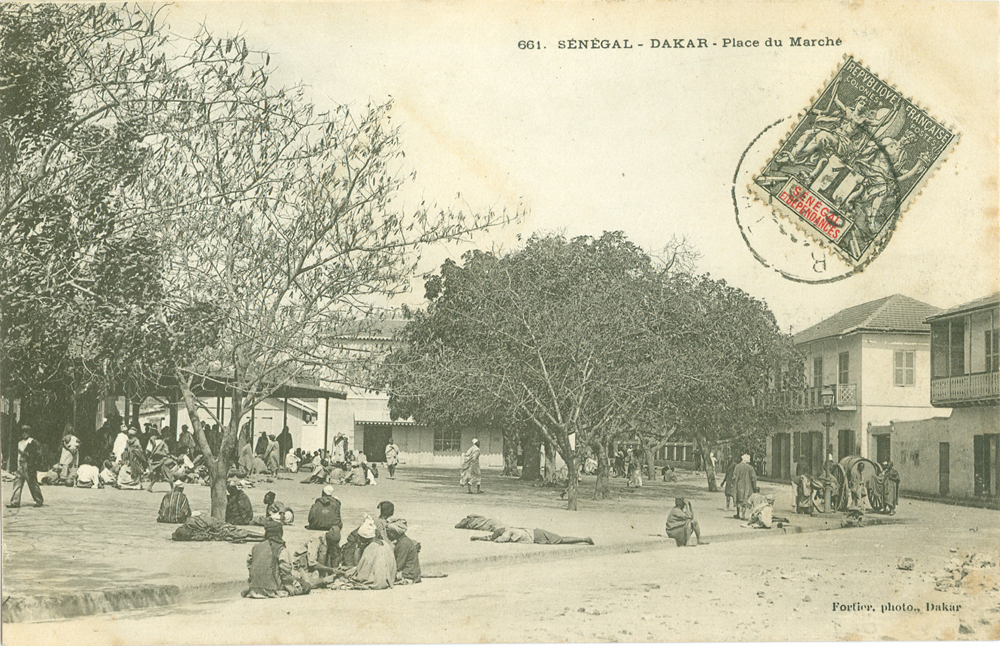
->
376 500 421 583
471 526 594 545
75 456 102 489
172 512 265 543
225 480 254 525
454 514 506 532
665 497 704 547
157 482 192 524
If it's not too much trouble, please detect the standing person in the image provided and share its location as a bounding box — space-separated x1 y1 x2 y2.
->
880 461 900 515
665 497 703 547
459 438 481 494
7 426 44 508
277 426 293 462
263 435 281 475
178 424 197 457
384 438 400 479
112 425 129 464
721 459 736 510
57 429 81 481
146 431 176 492
731 453 757 519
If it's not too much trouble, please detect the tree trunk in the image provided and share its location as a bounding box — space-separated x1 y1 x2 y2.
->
209 458 229 520
593 441 611 499
542 441 557 484
502 431 519 476
521 434 541 481
698 436 718 492
645 444 657 481
564 453 579 511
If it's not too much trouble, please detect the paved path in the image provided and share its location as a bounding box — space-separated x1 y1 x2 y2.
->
2 467 992 622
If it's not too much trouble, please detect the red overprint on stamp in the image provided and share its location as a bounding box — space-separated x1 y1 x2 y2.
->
777 179 851 241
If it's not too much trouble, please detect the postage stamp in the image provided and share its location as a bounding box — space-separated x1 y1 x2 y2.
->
749 56 958 269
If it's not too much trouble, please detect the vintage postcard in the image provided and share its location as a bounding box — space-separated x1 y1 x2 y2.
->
1 1 998 645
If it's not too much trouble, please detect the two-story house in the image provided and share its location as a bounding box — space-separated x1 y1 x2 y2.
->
766 294 943 480
889 292 999 500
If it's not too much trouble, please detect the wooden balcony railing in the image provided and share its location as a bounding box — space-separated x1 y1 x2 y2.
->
930 372 999 405
765 384 858 411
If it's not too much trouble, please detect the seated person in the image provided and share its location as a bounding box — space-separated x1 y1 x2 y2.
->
746 493 778 529
348 515 396 590
661 466 678 482
306 485 342 530
99 458 119 486
75 456 102 488
472 526 593 545
225 480 254 525
665 497 703 546
375 501 421 583
244 518 309 598
158 483 192 524
738 488 767 520
253 491 294 525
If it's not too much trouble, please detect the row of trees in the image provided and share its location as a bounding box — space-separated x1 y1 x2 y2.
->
384 232 803 510
1 4 511 516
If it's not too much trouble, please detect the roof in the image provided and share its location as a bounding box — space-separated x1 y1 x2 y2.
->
142 374 346 401
794 294 941 345
323 319 408 342
925 292 1000 322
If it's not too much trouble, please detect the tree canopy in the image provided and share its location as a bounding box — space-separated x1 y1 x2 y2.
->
385 232 799 509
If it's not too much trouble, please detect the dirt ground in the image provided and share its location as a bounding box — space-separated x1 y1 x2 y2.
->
5 512 999 644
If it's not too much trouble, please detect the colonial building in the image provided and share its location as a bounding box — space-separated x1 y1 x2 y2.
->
766 294 943 479
325 320 504 469
889 293 999 500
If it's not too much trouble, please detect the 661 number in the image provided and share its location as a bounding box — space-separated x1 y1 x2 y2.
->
518 40 542 49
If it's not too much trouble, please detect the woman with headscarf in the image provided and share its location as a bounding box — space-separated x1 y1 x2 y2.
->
880 461 900 515
225 480 254 525
349 515 396 589
459 438 481 494
263 435 281 475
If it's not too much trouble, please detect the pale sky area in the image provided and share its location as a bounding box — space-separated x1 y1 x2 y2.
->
164 1 998 334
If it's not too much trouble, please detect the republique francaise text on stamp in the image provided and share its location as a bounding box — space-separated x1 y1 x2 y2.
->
749 56 958 269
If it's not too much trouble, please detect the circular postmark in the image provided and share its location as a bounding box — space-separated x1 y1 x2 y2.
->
734 117 903 283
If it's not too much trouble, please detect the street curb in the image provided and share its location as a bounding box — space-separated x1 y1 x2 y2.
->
0 514 905 624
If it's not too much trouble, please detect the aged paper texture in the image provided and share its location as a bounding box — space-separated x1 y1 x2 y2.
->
2 1 998 645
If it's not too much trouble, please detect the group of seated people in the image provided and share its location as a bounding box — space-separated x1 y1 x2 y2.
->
39 425 208 492
241 486 422 598
299 450 378 487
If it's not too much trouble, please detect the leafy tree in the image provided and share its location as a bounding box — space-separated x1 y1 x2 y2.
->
384 232 798 509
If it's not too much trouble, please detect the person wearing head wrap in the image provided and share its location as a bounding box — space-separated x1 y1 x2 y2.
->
157 483 192 524
375 501 421 582
225 480 254 525
244 519 285 598
665 497 703 546
880 461 900 515
459 438 482 494
349 515 396 589
472 526 594 546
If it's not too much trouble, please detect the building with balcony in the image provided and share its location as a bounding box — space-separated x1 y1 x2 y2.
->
888 293 999 501
765 294 943 480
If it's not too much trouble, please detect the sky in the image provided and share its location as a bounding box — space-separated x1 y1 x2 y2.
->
163 0 999 334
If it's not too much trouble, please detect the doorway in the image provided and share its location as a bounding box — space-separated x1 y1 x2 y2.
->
875 435 891 465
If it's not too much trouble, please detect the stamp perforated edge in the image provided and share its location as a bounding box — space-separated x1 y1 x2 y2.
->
746 54 961 273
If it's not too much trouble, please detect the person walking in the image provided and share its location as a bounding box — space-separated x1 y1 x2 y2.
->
731 453 757 519
460 438 481 494
8 426 44 508
384 438 400 479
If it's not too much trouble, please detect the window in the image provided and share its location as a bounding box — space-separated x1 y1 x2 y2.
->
986 329 999 373
894 350 915 387
813 357 823 389
838 352 850 385
433 428 462 452
949 319 965 377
